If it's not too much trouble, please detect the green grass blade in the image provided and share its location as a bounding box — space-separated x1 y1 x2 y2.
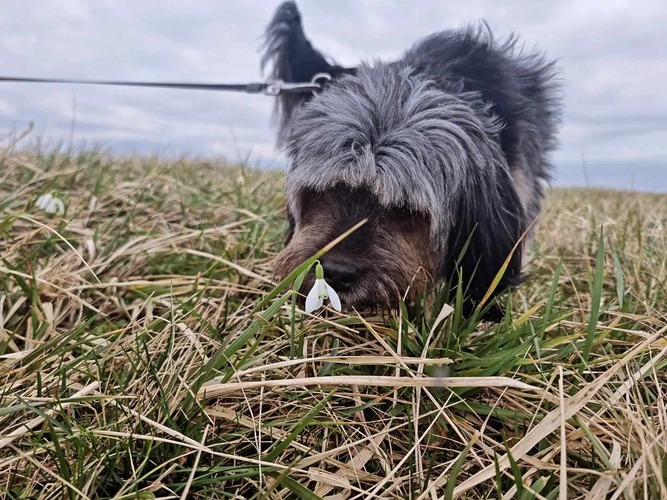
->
581 227 606 371
444 433 478 500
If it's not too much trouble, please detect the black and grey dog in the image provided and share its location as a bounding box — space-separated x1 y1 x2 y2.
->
264 1 561 315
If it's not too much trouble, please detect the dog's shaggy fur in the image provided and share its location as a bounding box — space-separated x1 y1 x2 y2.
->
263 1 562 315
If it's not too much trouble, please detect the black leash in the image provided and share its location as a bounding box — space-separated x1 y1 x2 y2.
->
0 72 332 96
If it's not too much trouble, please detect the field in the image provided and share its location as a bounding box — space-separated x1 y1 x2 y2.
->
1 147 666 499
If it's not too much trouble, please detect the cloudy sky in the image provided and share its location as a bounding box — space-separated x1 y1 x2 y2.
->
1 0 666 190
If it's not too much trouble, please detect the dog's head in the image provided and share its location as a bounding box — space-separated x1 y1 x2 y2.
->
264 2 527 312
272 63 526 311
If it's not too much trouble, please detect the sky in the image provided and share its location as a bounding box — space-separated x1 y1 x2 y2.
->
1 0 666 191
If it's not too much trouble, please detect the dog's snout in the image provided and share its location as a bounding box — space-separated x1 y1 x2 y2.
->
321 259 360 292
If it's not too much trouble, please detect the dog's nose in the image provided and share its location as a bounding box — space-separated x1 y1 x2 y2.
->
321 259 359 292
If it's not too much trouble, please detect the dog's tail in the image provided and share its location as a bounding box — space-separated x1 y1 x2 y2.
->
261 1 352 144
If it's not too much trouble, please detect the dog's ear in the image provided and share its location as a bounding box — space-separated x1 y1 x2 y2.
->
261 1 352 143
446 170 526 317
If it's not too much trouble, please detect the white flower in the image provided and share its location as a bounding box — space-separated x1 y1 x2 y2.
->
35 193 65 215
305 261 342 313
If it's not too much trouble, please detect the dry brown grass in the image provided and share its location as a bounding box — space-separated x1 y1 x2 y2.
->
1 144 666 498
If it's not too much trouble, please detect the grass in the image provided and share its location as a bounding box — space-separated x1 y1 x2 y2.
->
1 143 666 499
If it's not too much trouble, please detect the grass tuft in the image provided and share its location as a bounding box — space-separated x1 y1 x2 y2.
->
1 144 666 498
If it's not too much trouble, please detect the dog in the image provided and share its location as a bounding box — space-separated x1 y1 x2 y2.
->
263 1 561 317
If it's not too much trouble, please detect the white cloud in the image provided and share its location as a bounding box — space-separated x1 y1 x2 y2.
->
0 0 665 188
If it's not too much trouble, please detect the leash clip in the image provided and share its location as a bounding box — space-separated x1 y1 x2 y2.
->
262 73 332 96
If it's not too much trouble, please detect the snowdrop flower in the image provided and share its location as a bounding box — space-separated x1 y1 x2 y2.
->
305 261 342 313
35 193 65 215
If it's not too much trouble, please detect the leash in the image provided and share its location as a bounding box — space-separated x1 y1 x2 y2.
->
0 72 332 96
